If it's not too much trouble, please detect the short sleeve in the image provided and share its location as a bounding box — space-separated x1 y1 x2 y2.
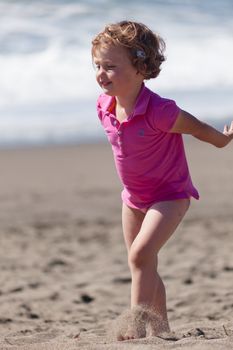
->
153 98 180 132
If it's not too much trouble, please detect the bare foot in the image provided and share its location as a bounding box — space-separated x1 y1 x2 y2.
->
108 305 170 341
116 306 147 341
146 309 170 337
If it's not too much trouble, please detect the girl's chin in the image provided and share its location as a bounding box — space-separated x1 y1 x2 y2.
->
101 86 115 95
103 91 115 96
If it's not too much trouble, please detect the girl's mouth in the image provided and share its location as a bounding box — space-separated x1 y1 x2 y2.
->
101 81 112 87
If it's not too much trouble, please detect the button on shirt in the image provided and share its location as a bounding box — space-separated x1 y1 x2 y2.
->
97 83 199 209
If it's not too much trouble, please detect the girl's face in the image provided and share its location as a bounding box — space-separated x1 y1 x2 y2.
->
93 45 143 97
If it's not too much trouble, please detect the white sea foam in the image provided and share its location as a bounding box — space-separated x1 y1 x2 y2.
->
0 0 233 146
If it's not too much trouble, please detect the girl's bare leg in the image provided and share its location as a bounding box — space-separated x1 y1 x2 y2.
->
119 199 190 340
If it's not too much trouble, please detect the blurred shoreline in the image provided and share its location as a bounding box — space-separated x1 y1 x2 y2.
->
0 114 232 150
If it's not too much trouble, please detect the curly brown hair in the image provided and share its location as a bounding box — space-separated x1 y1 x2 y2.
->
91 20 166 80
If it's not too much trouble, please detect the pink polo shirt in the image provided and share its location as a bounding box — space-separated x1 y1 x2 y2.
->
97 83 199 209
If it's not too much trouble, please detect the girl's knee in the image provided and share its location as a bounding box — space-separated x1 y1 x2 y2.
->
128 245 157 270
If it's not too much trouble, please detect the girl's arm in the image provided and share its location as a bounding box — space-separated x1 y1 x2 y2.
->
170 110 233 148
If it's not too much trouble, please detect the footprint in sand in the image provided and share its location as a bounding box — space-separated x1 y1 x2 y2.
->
5 330 60 346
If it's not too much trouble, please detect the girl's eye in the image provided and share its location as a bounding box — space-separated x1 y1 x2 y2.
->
93 64 116 71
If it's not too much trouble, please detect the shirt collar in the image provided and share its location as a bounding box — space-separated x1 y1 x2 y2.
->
104 82 151 117
131 83 151 118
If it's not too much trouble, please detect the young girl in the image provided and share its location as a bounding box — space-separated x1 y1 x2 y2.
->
91 21 233 340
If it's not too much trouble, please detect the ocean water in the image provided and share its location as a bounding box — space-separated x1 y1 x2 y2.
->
0 0 233 147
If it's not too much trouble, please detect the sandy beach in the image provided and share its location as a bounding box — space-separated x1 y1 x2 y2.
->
0 138 232 349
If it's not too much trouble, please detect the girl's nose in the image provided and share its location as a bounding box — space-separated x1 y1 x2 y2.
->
97 66 105 76
96 67 106 81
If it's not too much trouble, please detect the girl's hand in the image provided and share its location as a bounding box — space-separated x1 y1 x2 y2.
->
223 121 233 145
